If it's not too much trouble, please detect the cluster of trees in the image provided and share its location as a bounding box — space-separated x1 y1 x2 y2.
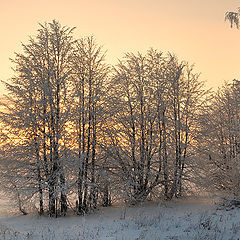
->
0 21 110 217
198 80 240 195
0 20 239 217
105 52 206 203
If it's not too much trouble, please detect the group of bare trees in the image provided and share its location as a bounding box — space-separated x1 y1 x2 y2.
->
0 20 226 217
197 80 240 195
179 7 240 198
0 21 108 217
104 51 206 202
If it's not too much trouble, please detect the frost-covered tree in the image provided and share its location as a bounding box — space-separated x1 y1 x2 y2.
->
103 50 206 203
198 80 240 195
70 36 109 213
0 20 76 216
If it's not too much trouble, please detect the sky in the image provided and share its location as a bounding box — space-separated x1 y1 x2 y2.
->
1 0 240 95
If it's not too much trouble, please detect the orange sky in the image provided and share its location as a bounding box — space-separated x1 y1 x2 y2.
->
1 0 240 95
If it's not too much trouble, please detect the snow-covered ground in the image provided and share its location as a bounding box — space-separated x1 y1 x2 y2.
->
1 195 240 240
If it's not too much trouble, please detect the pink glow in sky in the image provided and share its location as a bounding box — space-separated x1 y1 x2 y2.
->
1 0 240 94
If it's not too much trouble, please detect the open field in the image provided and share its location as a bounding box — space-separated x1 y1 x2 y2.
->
1 195 240 240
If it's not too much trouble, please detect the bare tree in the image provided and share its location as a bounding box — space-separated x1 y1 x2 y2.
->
103 50 206 203
199 80 240 195
71 36 108 213
0 20 76 217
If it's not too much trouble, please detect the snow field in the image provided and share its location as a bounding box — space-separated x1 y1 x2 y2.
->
1 196 240 240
